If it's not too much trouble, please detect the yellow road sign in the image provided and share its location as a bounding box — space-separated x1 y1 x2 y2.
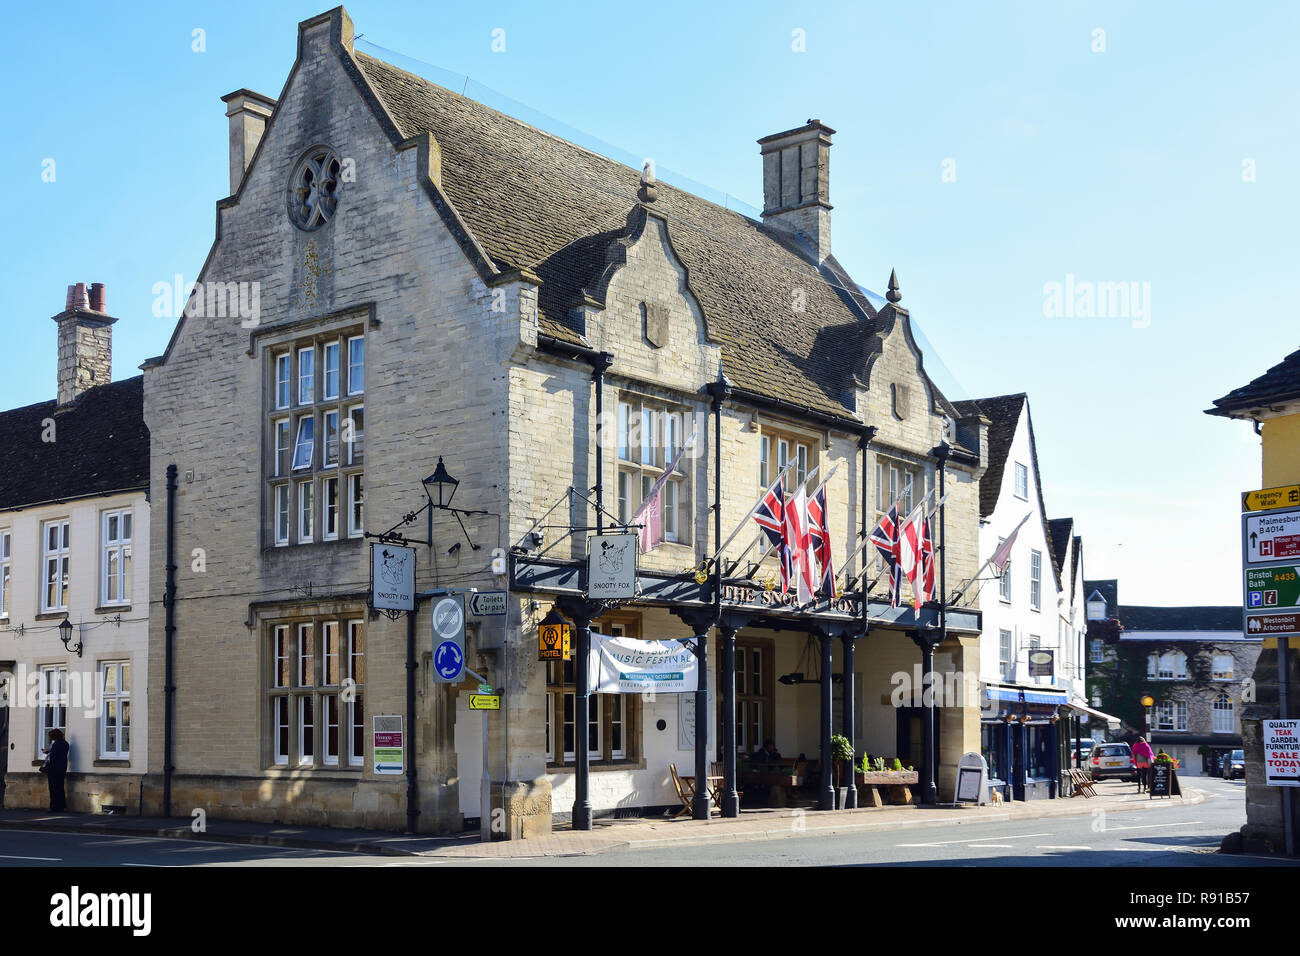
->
1243 485 1300 512
468 695 500 711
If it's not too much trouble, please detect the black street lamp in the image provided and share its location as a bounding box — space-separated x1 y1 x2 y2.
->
422 457 459 510
59 615 82 658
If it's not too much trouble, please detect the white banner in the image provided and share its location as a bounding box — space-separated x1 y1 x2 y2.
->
587 633 699 694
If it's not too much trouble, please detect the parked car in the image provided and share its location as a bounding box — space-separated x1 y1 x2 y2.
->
1072 738 1098 765
1221 749 1245 780
1089 742 1135 781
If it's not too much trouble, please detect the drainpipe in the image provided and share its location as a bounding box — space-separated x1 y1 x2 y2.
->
163 464 177 818
592 353 613 533
406 605 418 833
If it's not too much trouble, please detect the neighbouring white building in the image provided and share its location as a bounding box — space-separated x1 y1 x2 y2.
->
0 283 150 812
954 393 1091 800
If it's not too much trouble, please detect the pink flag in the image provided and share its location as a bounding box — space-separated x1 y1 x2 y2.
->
631 430 695 553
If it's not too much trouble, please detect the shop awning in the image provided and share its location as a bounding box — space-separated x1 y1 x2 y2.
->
984 685 1069 706
1066 700 1121 726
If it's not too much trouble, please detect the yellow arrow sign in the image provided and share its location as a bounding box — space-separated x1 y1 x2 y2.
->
1243 485 1300 512
468 695 500 711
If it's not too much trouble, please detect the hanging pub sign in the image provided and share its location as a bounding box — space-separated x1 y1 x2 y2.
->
588 632 698 694
587 533 638 600
371 543 416 612
1028 649 1055 678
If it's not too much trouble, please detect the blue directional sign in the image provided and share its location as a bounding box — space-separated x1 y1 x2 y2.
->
431 593 466 683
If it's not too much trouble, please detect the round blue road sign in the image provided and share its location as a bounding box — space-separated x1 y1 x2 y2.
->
435 640 464 681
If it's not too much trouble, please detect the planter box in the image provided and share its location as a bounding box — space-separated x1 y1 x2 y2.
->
856 771 918 786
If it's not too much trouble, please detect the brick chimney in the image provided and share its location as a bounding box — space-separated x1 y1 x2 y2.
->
220 89 277 195
758 119 834 263
53 283 116 406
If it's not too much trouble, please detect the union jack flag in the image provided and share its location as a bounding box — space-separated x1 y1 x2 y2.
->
920 515 936 606
752 477 790 593
807 484 836 599
869 502 903 608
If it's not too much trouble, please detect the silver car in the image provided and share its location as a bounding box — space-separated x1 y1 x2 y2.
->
1089 742 1135 781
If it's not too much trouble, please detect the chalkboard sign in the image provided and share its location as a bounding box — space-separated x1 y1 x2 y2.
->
1149 763 1174 798
956 766 983 803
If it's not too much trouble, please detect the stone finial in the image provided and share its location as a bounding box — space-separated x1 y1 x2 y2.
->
638 160 658 203
886 269 901 303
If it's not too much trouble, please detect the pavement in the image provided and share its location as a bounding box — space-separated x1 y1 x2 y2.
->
0 778 1206 860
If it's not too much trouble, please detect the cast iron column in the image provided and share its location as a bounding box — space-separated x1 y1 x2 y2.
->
720 623 740 816
573 615 593 830
819 632 835 810
840 633 858 808
910 630 940 805
693 629 711 819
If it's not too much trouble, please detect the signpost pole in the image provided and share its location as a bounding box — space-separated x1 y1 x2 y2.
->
1281 637 1295 856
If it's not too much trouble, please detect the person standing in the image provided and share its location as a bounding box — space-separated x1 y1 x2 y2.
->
43 729 70 812
1131 736 1155 793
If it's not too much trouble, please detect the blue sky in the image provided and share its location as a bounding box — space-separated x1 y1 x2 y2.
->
4 0 1295 605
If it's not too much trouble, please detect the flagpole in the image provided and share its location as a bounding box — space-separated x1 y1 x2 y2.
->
949 510 1033 606
836 486 932 592
703 458 797 571
725 463 829 575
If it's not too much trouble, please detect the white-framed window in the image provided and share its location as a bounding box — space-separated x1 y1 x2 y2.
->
1090 637 1104 662
273 484 290 546
759 434 771 487
1148 651 1188 680
298 480 314 543
1212 654 1234 680
323 477 340 541
38 665 68 748
41 519 70 612
273 418 290 477
275 352 291 410
292 416 315 471
267 332 364 547
1155 699 1188 732
297 346 315 405
997 538 1012 602
347 336 365 395
1029 550 1042 610
545 620 639 765
269 617 364 770
1212 693 1234 734
348 474 365 538
875 457 921 517
1014 462 1029 499
999 629 1014 681
0 529 10 619
322 341 340 401
616 398 692 545
100 509 133 607
99 660 131 759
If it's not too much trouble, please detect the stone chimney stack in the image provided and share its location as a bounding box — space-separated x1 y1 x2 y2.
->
221 89 277 195
53 282 117 406
758 119 834 263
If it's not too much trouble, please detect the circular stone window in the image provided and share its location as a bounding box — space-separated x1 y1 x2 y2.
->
288 146 342 230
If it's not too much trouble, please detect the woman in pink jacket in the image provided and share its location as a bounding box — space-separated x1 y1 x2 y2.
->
1131 736 1155 792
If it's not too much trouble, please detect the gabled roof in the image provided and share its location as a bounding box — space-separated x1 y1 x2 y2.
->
352 51 901 422
1117 605 1243 633
1070 535 1083 603
0 377 149 511
952 393 1060 587
1207 346 1300 418
1048 518 1073 582
1085 578 1118 619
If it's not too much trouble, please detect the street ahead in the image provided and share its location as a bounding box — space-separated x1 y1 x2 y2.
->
0 775 1294 867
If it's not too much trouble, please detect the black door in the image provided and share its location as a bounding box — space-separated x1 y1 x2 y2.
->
896 707 940 785
0 665 10 808
1011 723 1026 801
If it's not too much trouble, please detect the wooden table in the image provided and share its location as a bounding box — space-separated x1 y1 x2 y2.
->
681 775 724 809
